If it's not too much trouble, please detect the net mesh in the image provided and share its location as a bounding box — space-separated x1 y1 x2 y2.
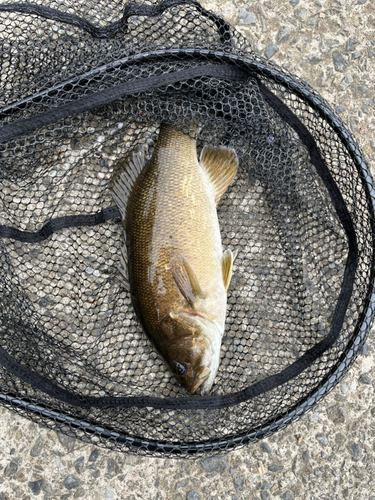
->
0 0 374 457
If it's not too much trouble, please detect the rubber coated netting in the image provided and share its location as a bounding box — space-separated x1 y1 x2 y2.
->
0 0 374 457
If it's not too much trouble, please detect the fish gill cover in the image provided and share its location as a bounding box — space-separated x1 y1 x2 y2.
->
0 0 374 456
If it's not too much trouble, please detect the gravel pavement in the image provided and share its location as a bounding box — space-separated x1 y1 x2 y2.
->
0 0 374 499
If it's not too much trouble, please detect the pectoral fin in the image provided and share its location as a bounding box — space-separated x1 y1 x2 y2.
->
222 249 237 291
173 258 206 308
200 145 238 204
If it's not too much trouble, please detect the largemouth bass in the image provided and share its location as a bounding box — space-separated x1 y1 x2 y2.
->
112 124 238 395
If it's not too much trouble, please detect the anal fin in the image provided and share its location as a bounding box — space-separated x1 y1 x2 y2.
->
222 249 237 291
200 145 238 204
173 258 206 308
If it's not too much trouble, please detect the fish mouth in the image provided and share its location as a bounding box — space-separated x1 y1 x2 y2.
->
189 367 211 395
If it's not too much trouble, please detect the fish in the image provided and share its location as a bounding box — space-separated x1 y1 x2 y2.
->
111 123 238 395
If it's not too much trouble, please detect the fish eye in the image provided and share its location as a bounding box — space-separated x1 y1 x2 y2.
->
175 362 186 375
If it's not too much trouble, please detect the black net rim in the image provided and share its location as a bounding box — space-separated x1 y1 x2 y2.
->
0 49 362 410
1 47 374 455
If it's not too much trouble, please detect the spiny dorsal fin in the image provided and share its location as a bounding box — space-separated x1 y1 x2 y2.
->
173 258 206 308
200 145 238 204
222 249 237 291
111 148 147 220
117 239 130 291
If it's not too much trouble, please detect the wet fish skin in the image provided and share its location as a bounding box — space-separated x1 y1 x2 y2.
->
112 124 237 395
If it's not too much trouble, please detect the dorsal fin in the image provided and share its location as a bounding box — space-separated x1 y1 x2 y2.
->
117 239 130 291
200 145 238 204
111 149 147 220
